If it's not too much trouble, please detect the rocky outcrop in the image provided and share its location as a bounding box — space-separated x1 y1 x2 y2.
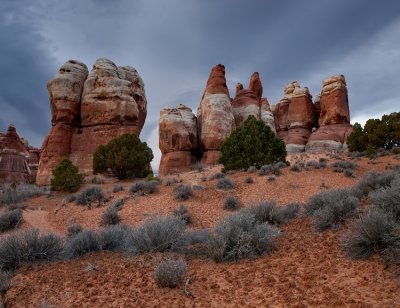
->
231 88 260 127
285 84 316 152
197 64 235 166
306 75 352 152
159 104 197 175
37 58 147 185
0 125 40 183
260 98 276 133
248 72 263 102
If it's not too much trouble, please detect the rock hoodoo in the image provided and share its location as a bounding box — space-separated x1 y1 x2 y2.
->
197 64 236 166
159 104 197 175
306 75 352 152
37 58 147 185
0 125 40 183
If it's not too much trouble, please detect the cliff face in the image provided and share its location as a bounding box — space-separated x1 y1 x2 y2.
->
37 59 147 185
0 125 40 184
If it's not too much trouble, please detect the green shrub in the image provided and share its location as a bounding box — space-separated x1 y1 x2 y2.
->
93 133 153 180
50 159 83 192
219 116 286 172
347 113 400 152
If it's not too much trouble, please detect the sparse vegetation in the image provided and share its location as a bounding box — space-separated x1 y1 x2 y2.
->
76 186 105 206
244 201 299 225
0 229 63 271
112 185 124 193
351 171 398 199
245 176 254 184
219 116 286 172
224 196 240 211
305 188 359 230
0 209 23 232
65 230 99 258
124 216 185 254
172 204 192 225
129 181 158 195
258 162 285 176
154 257 187 288
100 206 121 226
173 184 193 201
217 177 234 190
192 162 205 172
332 160 358 173
369 178 400 221
344 168 354 177
163 177 178 186
93 133 153 180
209 172 225 180
67 222 83 238
290 163 302 172
50 159 84 192
343 209 397 259
207 212 280 262
0 184 44 205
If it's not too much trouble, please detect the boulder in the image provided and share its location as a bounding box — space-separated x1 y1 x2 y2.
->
159 151 195 176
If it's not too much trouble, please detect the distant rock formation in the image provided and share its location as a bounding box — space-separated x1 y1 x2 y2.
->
158 66 353 175
37 58 147 185
0 125 40 183
158 67 275 175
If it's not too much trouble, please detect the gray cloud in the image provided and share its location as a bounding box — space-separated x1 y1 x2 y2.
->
1 0 400 169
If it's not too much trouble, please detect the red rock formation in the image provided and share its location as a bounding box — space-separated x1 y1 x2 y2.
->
0 125 39 184
197 64 235 165
37 59 147 185
158 104 197 175
306 75 352 152
318 75 350 125
248 72 263 102
260 98 276 133
285 85 316 152
231 89 260 127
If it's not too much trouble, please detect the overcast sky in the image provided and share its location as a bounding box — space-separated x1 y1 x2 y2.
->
1 0 400 170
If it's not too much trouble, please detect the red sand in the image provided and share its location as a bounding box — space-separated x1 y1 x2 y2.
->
2 154 400 307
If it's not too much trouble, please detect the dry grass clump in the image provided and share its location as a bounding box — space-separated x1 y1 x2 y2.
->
129 181 159 195
0 184 44 205
0 209 23 233
173 184 193 201
76 186 105 206
224 196 240 211
154 257 187 288
217 177 234 190
172 204 192 225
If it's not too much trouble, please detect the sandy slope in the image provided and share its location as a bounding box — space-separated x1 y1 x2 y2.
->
3 154 400 307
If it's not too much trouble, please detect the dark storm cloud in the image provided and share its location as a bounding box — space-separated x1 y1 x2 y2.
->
0 0 56 146
1 0 400 167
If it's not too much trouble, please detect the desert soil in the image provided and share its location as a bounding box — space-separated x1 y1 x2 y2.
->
2 154 400 307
